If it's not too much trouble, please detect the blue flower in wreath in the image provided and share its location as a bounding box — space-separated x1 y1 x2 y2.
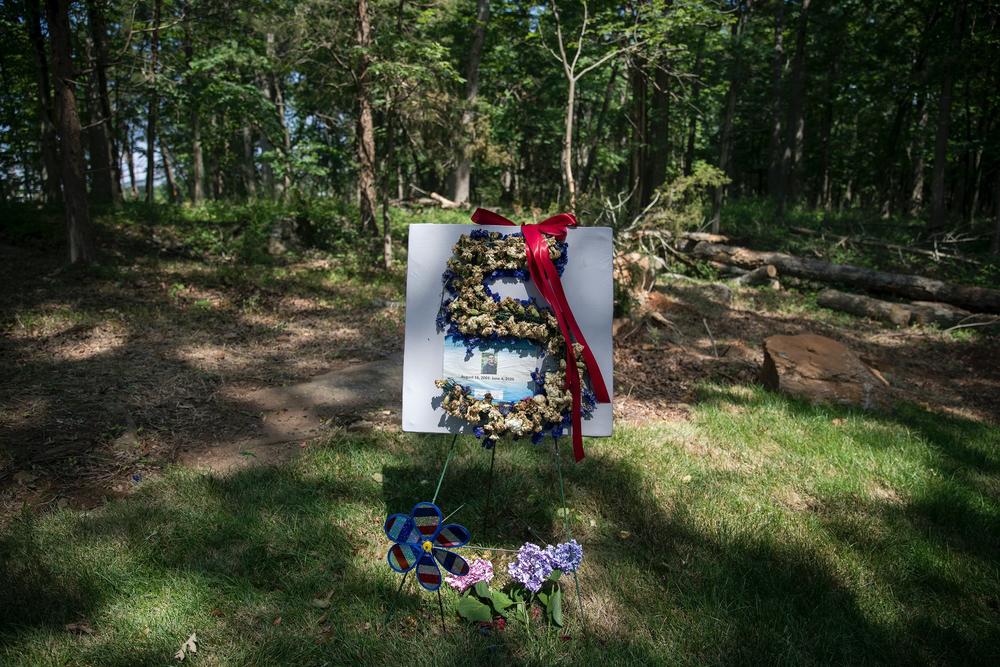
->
383 501 471 591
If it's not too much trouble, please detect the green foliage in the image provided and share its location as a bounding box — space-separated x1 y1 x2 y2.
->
647 162 730 236
456 580 516 624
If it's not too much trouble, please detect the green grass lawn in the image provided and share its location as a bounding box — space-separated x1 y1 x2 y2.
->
2 385 998 666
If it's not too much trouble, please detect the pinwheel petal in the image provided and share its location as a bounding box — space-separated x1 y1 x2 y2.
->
415 553 442 591
433 548 469 577
386 543 421 573
433 523 470 549
384 513 418 545
410 502 442 539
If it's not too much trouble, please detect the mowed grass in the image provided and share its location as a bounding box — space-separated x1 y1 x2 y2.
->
1 385 998 666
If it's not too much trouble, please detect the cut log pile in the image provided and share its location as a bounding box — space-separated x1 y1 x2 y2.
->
616 233 998 328
687 241 1000 318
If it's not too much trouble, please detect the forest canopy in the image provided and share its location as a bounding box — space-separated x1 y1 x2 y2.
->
1 0 998 265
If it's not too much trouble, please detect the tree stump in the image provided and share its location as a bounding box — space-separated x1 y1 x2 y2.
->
760 334 890 410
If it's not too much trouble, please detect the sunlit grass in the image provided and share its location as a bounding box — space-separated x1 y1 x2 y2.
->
2 385 997 665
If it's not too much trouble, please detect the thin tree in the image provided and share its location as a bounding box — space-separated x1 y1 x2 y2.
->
711 0 753 231
766 0 785 218
782 0 811 204
182 0 205 203
85 0 122 204
25 0 61 204
449 0 490 204
145 0 162 203
929 0 966 230
355 0 378 236
45 0 95 262
546 0 637 212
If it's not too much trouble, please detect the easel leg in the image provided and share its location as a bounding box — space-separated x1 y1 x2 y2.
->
483 442 497 527
432 433 459 506
551 435 588 637
437 587 446 633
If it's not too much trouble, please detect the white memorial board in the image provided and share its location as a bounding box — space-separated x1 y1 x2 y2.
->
402 224 613 437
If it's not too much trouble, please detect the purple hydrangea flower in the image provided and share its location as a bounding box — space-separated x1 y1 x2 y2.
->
508 542 553 593
545 539 583 573
445 558 494 593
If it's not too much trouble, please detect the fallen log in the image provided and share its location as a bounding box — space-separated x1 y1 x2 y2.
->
732 264 778 287
707 261 747 277
817 289 912 326
907 301 974 327
690 241 1000 313
430 191 462 209
817 289 979 328
788 226 980 265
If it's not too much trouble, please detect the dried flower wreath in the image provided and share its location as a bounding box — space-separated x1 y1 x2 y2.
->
434 229 596 448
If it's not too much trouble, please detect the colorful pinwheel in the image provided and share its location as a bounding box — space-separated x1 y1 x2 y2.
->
384 501 471 591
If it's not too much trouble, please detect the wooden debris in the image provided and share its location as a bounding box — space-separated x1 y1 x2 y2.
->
690 241 1000 313
817 289 912 326
906 301 974 328
760 334 890 410
731 264 778 287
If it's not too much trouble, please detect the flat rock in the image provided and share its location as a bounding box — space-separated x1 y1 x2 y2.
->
759 334 890 410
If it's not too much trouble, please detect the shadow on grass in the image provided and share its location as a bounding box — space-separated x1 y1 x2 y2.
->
2 404 998 664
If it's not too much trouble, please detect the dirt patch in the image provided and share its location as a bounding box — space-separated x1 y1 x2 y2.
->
2 239 997 524
613 280 1000 425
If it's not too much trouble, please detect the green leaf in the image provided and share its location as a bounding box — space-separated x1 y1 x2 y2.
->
489 588 514 611
549 587 564 627
457 596 493 623
548 569 562 582
473 581 490 599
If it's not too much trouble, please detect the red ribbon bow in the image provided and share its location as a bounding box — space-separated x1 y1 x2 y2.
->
471 208 610 462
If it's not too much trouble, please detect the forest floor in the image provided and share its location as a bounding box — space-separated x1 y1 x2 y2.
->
1 203 998 664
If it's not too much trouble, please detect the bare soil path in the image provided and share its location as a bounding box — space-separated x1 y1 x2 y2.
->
2 238 997 523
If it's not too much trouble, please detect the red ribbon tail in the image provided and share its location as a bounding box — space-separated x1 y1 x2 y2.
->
473 209 610 463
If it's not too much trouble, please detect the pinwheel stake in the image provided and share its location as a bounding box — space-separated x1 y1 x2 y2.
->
382 432 589 637
382 454 471 631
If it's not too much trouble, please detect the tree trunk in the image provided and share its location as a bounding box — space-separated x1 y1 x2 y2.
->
25 0 61 204
580 62 618 192
272 72 292 197
711 1 752 231
355 0 378 235
161 139 179 203
731 264 778 287
123 123 138 198
992 168 1000 255
85 0 121 204
690 241 1000 313
767 0 786 217
628 60 647 209
450 0 489 204
909 97 929 215
145 0 161 203
813 50 838 210
562 76 578 211
241 125 257 198
644 63 669 204
929 1 965 230
782 0 810 203
190 110 205 203
82 35 115 203
46 0 95 263
183 6 205 203
683 36 706 176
